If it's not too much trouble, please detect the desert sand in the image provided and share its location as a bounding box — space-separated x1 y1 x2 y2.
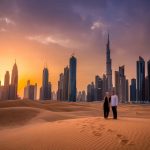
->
0 100 150 150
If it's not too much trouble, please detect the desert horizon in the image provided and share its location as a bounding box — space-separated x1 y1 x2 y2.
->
0 100 150 150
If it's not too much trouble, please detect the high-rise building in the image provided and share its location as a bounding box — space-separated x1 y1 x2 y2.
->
102 74 107 98
115 71 119 96
145 76 149 101
119 66 126 102
63 66 69 101
24 80 37 100
125 79 129 102
9 61 18 100
81 90 86 102
95 75 103 101
57 73 64 101
137 56 145 102
147 60 150 102
69 56 77 102
106 34 112 92
4 71 10 99
77 91 82 101
40 67 51 100
115 66 128 102
130 78 136 102
4 71 10 87
87 82 95 102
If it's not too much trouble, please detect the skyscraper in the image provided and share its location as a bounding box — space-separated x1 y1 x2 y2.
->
24 80 37 100
69 56 77 102
145 76 149 101
130 78 136 102
4 71 10 99
147 60 150 102
137 56 145 102
106 33 112 92
95 75 103 101
63 66 69 101
119 66 126 102
81 90 86 102
125 79 129 102
115 66 128 102
9 61 18 99
40 67 51 100
4 71 10 87
87 82 95 102
77 90 86 102
57 73 64 101
102 74 107 98
115 71 119 96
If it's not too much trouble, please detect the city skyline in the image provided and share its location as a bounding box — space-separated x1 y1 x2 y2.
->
0 0 150 97
0 42 150 99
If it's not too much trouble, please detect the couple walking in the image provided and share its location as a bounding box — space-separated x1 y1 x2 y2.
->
103 91 118 119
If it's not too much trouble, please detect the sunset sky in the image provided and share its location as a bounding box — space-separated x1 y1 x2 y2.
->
0 0 150 98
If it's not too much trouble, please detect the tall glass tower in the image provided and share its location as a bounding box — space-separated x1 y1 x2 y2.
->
147 60 150 101
69 56 77 102
41 67 51 100
106 33 112 92
137 56 145 102
10 61 18 99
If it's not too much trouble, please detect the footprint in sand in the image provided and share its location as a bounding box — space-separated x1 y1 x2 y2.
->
116 134 123 138
121 139 129 145
92 130 102 137
107 129 115 133
116 134 130 145
79 124 89 133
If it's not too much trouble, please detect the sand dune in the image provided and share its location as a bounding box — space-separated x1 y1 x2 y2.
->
0 100 150 150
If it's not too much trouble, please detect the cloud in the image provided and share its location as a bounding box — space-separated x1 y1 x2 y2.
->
0 17 15 26
91 21 106 30
26 35 70 47
0 28 7 32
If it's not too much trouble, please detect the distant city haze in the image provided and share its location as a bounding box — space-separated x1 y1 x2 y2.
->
0 0 150 98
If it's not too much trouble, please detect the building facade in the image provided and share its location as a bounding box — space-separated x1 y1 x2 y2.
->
69 56 77 102
137 56 145 102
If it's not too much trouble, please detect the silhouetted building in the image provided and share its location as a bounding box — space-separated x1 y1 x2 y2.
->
69 56 77 102
148 60 150 101
106 33 112 92
145 76 149 101
81 91 86 101
95 75 103 101
102 74 107 98
77 90 86 102
9 62 18 99
125 79 129 102
137 56 145 102
87 82 95 102
40 67 51 100
0 85 5 100
77 91 82 101
63 66 69 101
115 66 128 102
24 80 37 100
115 71 119 96
130 79 136 102
4 71 10 99
4 71 10 87
57 73 64 101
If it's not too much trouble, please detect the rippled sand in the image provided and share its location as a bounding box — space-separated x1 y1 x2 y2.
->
0 100 149 150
